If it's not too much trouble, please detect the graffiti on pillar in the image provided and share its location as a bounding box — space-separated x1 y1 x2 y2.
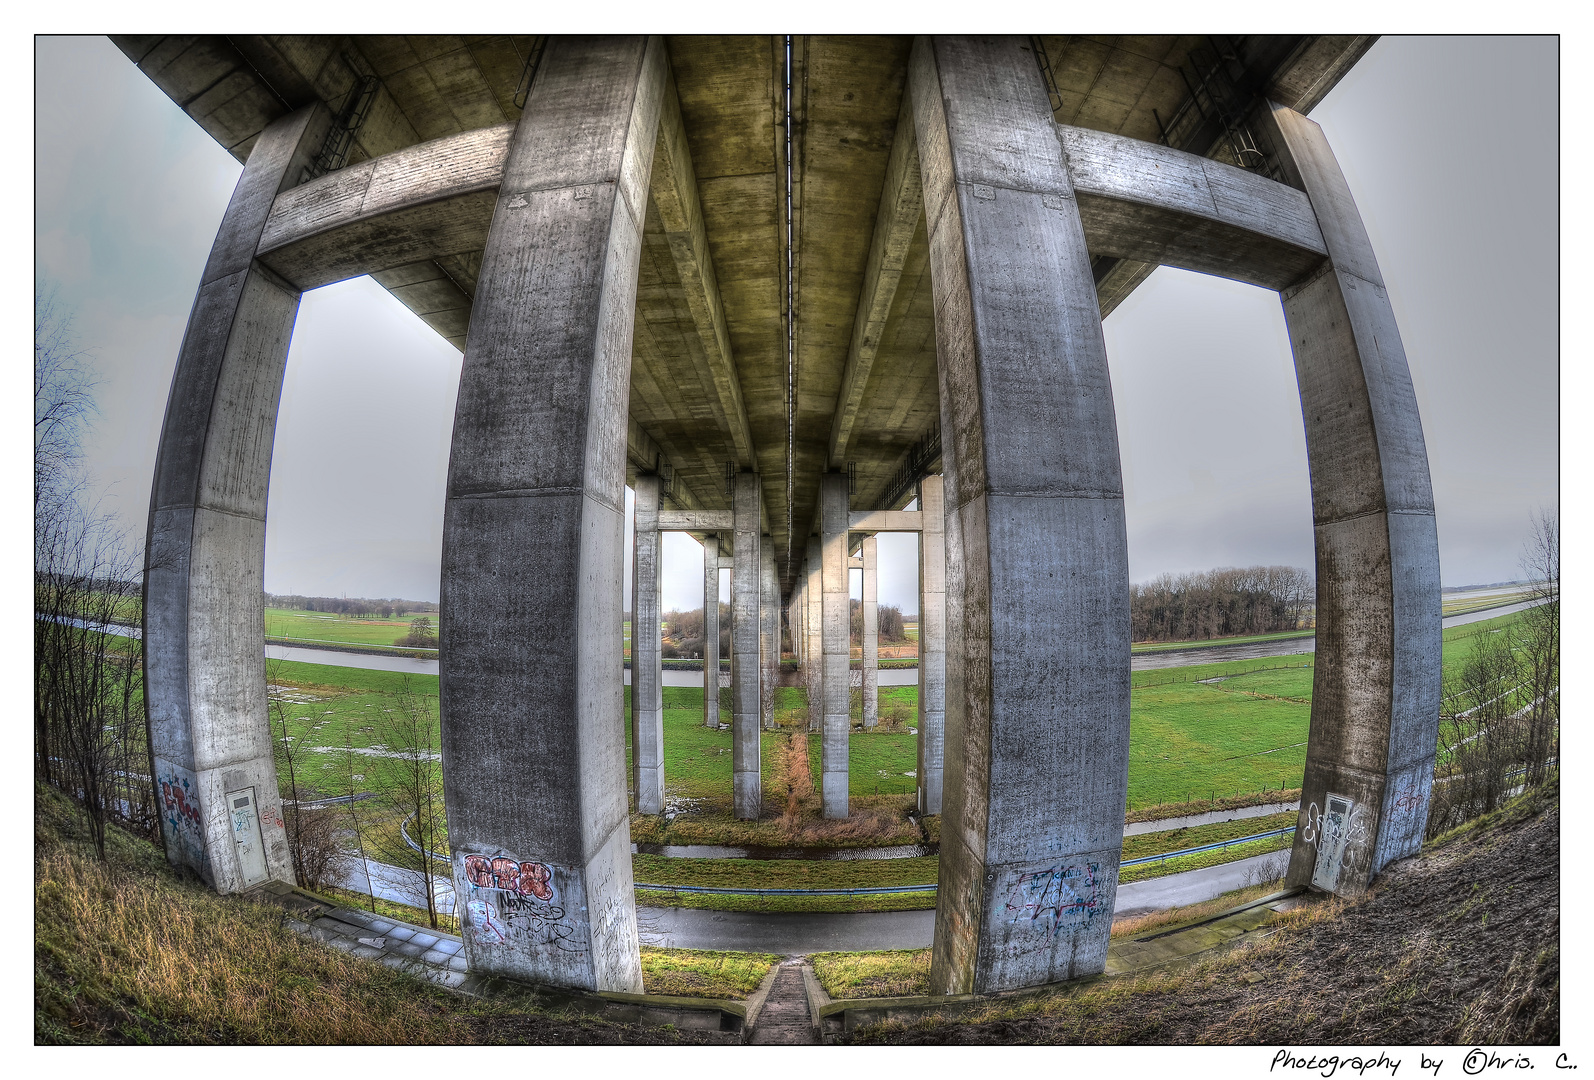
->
459 851 582 953
157 766 206 867
1001 861 1107 938
1304 793 1366 892
1390 788 1423 815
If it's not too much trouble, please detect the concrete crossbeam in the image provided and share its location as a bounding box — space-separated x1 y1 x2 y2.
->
849 509 922 533
913 36 1130 996
1262 102 1441 897
631 475 665 816
820 473 852 818
732 474 763 817
437 35 661 995
658 510 734 532
144 103 331 894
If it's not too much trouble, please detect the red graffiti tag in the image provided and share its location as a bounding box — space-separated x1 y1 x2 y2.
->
160 779 202 829
464 854 555 900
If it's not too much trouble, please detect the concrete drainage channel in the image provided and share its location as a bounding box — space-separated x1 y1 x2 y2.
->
254 880 1307 1044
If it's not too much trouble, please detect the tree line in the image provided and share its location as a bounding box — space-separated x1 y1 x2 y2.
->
266 593 438 619
1130 565 1313 642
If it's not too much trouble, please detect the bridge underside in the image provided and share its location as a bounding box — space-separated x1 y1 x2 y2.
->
129 34 1439 1001
116 32 1374 594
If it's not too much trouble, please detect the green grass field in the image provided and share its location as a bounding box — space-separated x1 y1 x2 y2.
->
264 607 438 650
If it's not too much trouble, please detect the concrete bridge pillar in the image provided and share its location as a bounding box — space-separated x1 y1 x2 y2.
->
861 534 879 728
760 537 779 730
143 102 331 893
912 36 1130 995
732 474 763 817
631 474 665 815
820 473 852 818
1263 103 1442 897
805 535 824 732
916 473 947 817
438 35 662 994
702 533 721 727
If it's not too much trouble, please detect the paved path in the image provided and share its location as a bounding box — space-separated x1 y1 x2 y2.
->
1122 800 1298 836
638 905 935 952
1114 850 1290 916
746 961 819 1045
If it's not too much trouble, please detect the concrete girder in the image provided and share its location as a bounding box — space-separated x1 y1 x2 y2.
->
143 103 332 894
828 87 924 468
912 35 1131 997
1261 102 1441 897
653 66 757 470
438 35 661 994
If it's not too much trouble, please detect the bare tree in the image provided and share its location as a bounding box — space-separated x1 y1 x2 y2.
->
34 286 156 857
367 679 448 928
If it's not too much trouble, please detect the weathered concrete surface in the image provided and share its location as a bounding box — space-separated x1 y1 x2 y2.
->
732 473 762 817
916 474 946 817
861 534 879 728
805 536 823 732
1262 102 1441 898
760 537 779 730
820 473 852 819
144 103 331 894
913 36 1130 996
127 35 1376 585
631 474 665 815
703 533 721 727
1057 123 1328 290
437 36 662 994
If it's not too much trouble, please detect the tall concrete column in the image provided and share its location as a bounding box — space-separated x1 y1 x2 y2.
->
439 36 663 994
805 535 824 732
760 538 779 730
820 473 852 818
631 474 665 815
861 535 880 728
144 103 331 893
917 474 947 816
912 36 1130 995
703 534 721 727
1262 103 1442 897
732 475 763 817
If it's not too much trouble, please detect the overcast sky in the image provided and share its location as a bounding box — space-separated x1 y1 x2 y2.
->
35 35 1559 611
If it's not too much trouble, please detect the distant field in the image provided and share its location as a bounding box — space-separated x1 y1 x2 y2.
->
264 607 437 650
1441 587 1534 616
261 611 1523 835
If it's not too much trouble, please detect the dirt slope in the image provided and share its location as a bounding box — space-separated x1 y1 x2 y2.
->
843 785 1559 1045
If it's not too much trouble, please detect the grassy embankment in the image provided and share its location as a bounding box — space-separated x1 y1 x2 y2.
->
829 782 1558 1045
258 611 1530 912
34 784 760 1045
